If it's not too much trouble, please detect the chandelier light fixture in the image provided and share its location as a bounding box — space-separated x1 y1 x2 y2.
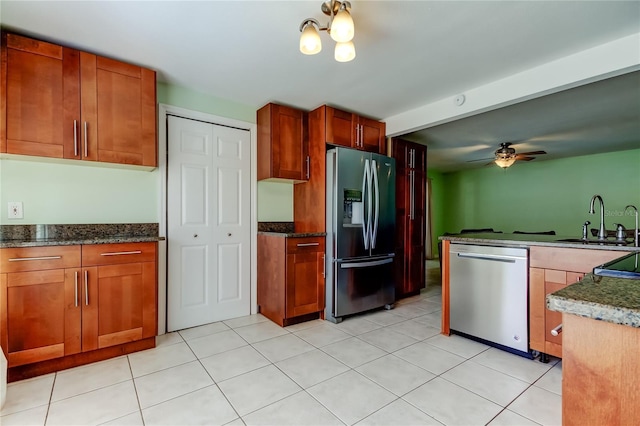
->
299 0 355 62
494 143 517 169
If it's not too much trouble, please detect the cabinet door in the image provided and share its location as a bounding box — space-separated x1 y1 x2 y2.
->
3 268 81 366
257 103 308 181
325 106 355 148
83 261 156 350
359 116 386 153
80 53 157 166
286 251 324 317
2 33 80 157
392 139 426 298
407 145 426 291
529 267 545 352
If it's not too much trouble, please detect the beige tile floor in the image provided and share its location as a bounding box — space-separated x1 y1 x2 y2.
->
0 261 561 425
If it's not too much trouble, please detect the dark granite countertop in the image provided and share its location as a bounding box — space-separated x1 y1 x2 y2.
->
440 233 640 252
257 231 326 238
0 224 163 248
547 273 640 328
257 221 325 238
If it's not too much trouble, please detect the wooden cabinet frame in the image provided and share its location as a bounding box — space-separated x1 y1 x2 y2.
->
1 242 157 381
1 32 157 167
257 235 325 327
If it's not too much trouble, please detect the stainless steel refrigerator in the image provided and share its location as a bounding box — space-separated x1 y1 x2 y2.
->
325 146 396 323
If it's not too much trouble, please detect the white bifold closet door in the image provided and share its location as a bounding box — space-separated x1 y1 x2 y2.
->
167 115 250 331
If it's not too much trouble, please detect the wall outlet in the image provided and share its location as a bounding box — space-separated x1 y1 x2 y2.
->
8 202 23 219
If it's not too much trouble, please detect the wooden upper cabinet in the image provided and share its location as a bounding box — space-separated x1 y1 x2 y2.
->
324 106 385 153
1 32 157 167
359 116 386 153
1 33 79 157
80 53 157 166
257 103 309 182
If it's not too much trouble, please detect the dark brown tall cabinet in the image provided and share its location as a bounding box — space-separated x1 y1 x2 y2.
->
392 139 427 299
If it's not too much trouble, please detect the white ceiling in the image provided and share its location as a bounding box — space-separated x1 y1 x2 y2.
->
1 1 639 172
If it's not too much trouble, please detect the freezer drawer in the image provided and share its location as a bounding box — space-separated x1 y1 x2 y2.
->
330 256 395 320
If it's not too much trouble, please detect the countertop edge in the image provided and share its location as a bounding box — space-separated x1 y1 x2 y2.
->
257 232 326 238
1 236 165 248
547 275 640 328
441 233 640 252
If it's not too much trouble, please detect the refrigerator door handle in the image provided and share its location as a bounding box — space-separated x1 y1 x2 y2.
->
371 159 379 248
340 257 394 269
362 158 370 249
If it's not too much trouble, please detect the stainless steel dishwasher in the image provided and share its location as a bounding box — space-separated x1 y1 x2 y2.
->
449 243 529 356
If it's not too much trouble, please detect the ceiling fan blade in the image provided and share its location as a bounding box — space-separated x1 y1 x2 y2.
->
518 150 546 156
516 156 535 161
466 157 494 163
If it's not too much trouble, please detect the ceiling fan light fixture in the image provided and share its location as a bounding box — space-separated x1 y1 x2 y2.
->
300 20 322 55
493 142 517 168
494 156 517 169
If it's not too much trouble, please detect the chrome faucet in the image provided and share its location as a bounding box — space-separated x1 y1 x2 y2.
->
589 195 606 240
625 205 639 247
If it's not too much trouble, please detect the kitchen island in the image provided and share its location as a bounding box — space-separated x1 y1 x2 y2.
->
547 273 639 426
439 233 638 359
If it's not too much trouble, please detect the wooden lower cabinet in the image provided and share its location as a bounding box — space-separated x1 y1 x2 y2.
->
562 313 639 425
0 242 157 378
258 235 325 326
529 246 628 359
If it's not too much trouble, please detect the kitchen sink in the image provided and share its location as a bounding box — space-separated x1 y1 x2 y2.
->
555 238 632 246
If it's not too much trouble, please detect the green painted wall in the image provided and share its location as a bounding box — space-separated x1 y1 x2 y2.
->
435 149 640 243
157 82 256 124
0 158 159 224
427 169 446 257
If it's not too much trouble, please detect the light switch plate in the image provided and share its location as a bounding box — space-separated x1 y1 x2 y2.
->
8 201 23 219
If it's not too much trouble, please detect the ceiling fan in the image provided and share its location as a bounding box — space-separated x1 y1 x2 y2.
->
468 142 547 168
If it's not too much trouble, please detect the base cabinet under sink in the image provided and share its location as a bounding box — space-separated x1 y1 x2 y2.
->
528 246 629 360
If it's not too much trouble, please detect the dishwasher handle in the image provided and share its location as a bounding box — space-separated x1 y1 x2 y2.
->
455 252 522 263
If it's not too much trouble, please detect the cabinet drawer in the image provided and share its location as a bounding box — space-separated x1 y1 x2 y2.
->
1 246 81 272
286 237 325 254
81 242 156 266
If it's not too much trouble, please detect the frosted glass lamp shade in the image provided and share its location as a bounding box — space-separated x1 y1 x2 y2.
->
334 41 356 62
494 156 517 168
330 9 354 42
300 23 322 55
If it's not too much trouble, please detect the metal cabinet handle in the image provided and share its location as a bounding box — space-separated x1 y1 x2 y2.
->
74 271 79 307
306 156 310 179
8 256 62 262
84 270 89 305
550 324 563 336
84 121 88 157
297 242 319 247
355 123 360 147
73 120 78 156
100 250 142 256
360 124 364 147
410 170 415 220
322 254 326 278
